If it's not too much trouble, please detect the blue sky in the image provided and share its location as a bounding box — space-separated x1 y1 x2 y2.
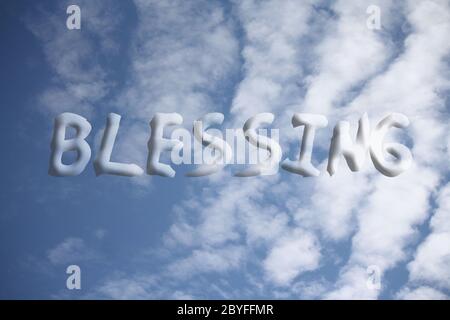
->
0 0 449 299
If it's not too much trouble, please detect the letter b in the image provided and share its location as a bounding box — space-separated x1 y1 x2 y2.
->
49 113 92 176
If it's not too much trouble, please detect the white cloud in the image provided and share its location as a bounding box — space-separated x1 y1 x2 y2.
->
92 1 315 290
291 166 373 241
404 183 450 291
263 230 321 286
120 0 239 122
147 0 450 298
160 0 323 289
230 0 313 122
30 0 450 299
26 0 124 116
396 286 448 300
326 0 450 299
164 177 288 249
102 0 241 180
167 245 245 278
303 0 394 116
93 275 156 299
326 166 439 299
94 229 107 240
47 237 96 265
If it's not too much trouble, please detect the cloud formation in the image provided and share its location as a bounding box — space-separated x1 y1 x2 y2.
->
27 0 450 299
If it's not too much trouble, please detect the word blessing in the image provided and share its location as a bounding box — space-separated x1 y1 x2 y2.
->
49 112 412 178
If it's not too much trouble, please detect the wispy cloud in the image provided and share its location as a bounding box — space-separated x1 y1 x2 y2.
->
263 230 321 286
400 183 450 298
47 237 97 265
326 0 450 299
25 0 124 116
26 0 450 299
